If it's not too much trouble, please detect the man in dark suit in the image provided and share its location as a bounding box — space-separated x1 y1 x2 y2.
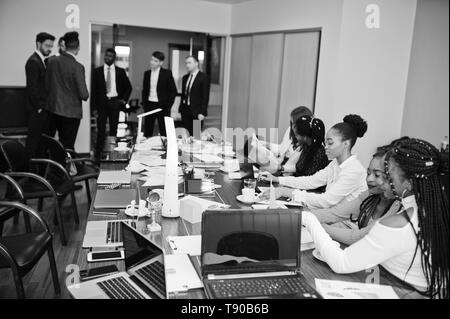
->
141 51 177 137
180 56 210 136
24 32 55 158
45 31 89 150
92 48 132 156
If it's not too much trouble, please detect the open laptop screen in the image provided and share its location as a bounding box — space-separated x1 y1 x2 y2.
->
201 209 302 276
122 222 163 270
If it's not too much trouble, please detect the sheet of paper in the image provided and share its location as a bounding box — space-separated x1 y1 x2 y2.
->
193 154 224 163
228 172 242 180
164 254 203 293
167 235 202 256
142 175 166 187
139 157 166 167
314 279 399 299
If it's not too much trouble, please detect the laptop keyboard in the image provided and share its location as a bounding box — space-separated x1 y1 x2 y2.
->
97 276 145 299
106 221 134 244
136 261 166 297
210 276 319 299
106 221 122 244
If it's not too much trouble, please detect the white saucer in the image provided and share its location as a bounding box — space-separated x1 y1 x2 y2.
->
124 205 150 217
236 194 262 204
114 146 130 152
312 249 325 262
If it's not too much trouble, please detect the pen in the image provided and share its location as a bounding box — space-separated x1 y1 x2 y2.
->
93 211 118 216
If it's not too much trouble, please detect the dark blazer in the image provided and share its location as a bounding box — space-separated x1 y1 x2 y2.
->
141 68 177 110
91 65 132 109
180 71 210 117
25 52 46 111
45 53 89 119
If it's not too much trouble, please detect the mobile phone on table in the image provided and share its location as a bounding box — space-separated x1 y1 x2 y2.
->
80 265 119 281
87 250 124 263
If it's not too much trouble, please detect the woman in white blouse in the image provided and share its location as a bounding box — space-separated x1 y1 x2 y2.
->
260 114 368 209
304 138 449 298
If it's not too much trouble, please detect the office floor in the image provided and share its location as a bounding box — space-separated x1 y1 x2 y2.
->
0 180 95 299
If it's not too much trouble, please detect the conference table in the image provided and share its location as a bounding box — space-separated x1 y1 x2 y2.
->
73 146 421 299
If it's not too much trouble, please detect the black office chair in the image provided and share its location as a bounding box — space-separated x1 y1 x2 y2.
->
40 134 99 207
0 201 60 299
1 140 78 245
217 231 279 261
0 172 31 236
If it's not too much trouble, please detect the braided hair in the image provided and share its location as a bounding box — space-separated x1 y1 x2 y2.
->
293 116 328 177
356 137 411 228
384 138 449 299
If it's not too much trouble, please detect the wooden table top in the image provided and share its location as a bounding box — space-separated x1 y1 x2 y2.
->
73 151 420 299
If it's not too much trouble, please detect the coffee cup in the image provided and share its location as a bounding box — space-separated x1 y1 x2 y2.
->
117 142 128 150
242 188 255 202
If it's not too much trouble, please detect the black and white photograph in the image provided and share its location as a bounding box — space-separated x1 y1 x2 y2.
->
0 0 448 310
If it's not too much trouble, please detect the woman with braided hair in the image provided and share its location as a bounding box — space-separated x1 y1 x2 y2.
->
301 137 448 298
260 114 368 209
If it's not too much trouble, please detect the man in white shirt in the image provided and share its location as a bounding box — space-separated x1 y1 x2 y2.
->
141 51 177 137
92 48 132 156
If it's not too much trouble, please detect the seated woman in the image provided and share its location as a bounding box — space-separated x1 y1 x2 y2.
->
290 115 328 178
313 143 404 245
303 138 449 298
260 114 368 209
258 106 313 174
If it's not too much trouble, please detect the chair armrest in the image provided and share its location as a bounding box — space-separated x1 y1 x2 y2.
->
5 172 59 200
0 172 25 201
29 158 72 181
67 157 96 165
0 201 50 233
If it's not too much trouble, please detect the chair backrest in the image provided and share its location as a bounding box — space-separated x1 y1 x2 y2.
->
39 135 67 166
0 140 29 172
217 231 279 261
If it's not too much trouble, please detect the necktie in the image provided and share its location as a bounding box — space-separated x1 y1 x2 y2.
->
186 74 193 105
106 67 111 95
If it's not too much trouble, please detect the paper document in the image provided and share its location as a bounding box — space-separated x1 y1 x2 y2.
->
301 226 315 251
194 154 224 163
315 279 399 299
167 235 202 256
165 254 203 293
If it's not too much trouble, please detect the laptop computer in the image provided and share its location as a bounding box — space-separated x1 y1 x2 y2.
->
83 183 140 248
69 221 168 299
100 144 134 163
200 209 321 299
93 189 137 209
97 170 132 185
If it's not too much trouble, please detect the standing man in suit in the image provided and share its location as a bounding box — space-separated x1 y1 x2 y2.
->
92 48 132 156
45 31 89 150
180 56 210 136
24 32 55 158
141 51 177 137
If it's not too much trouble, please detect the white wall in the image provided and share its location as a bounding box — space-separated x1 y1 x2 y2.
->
230 0 417 167
333 0 417 166
401 0 449 147
0 0 231 152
